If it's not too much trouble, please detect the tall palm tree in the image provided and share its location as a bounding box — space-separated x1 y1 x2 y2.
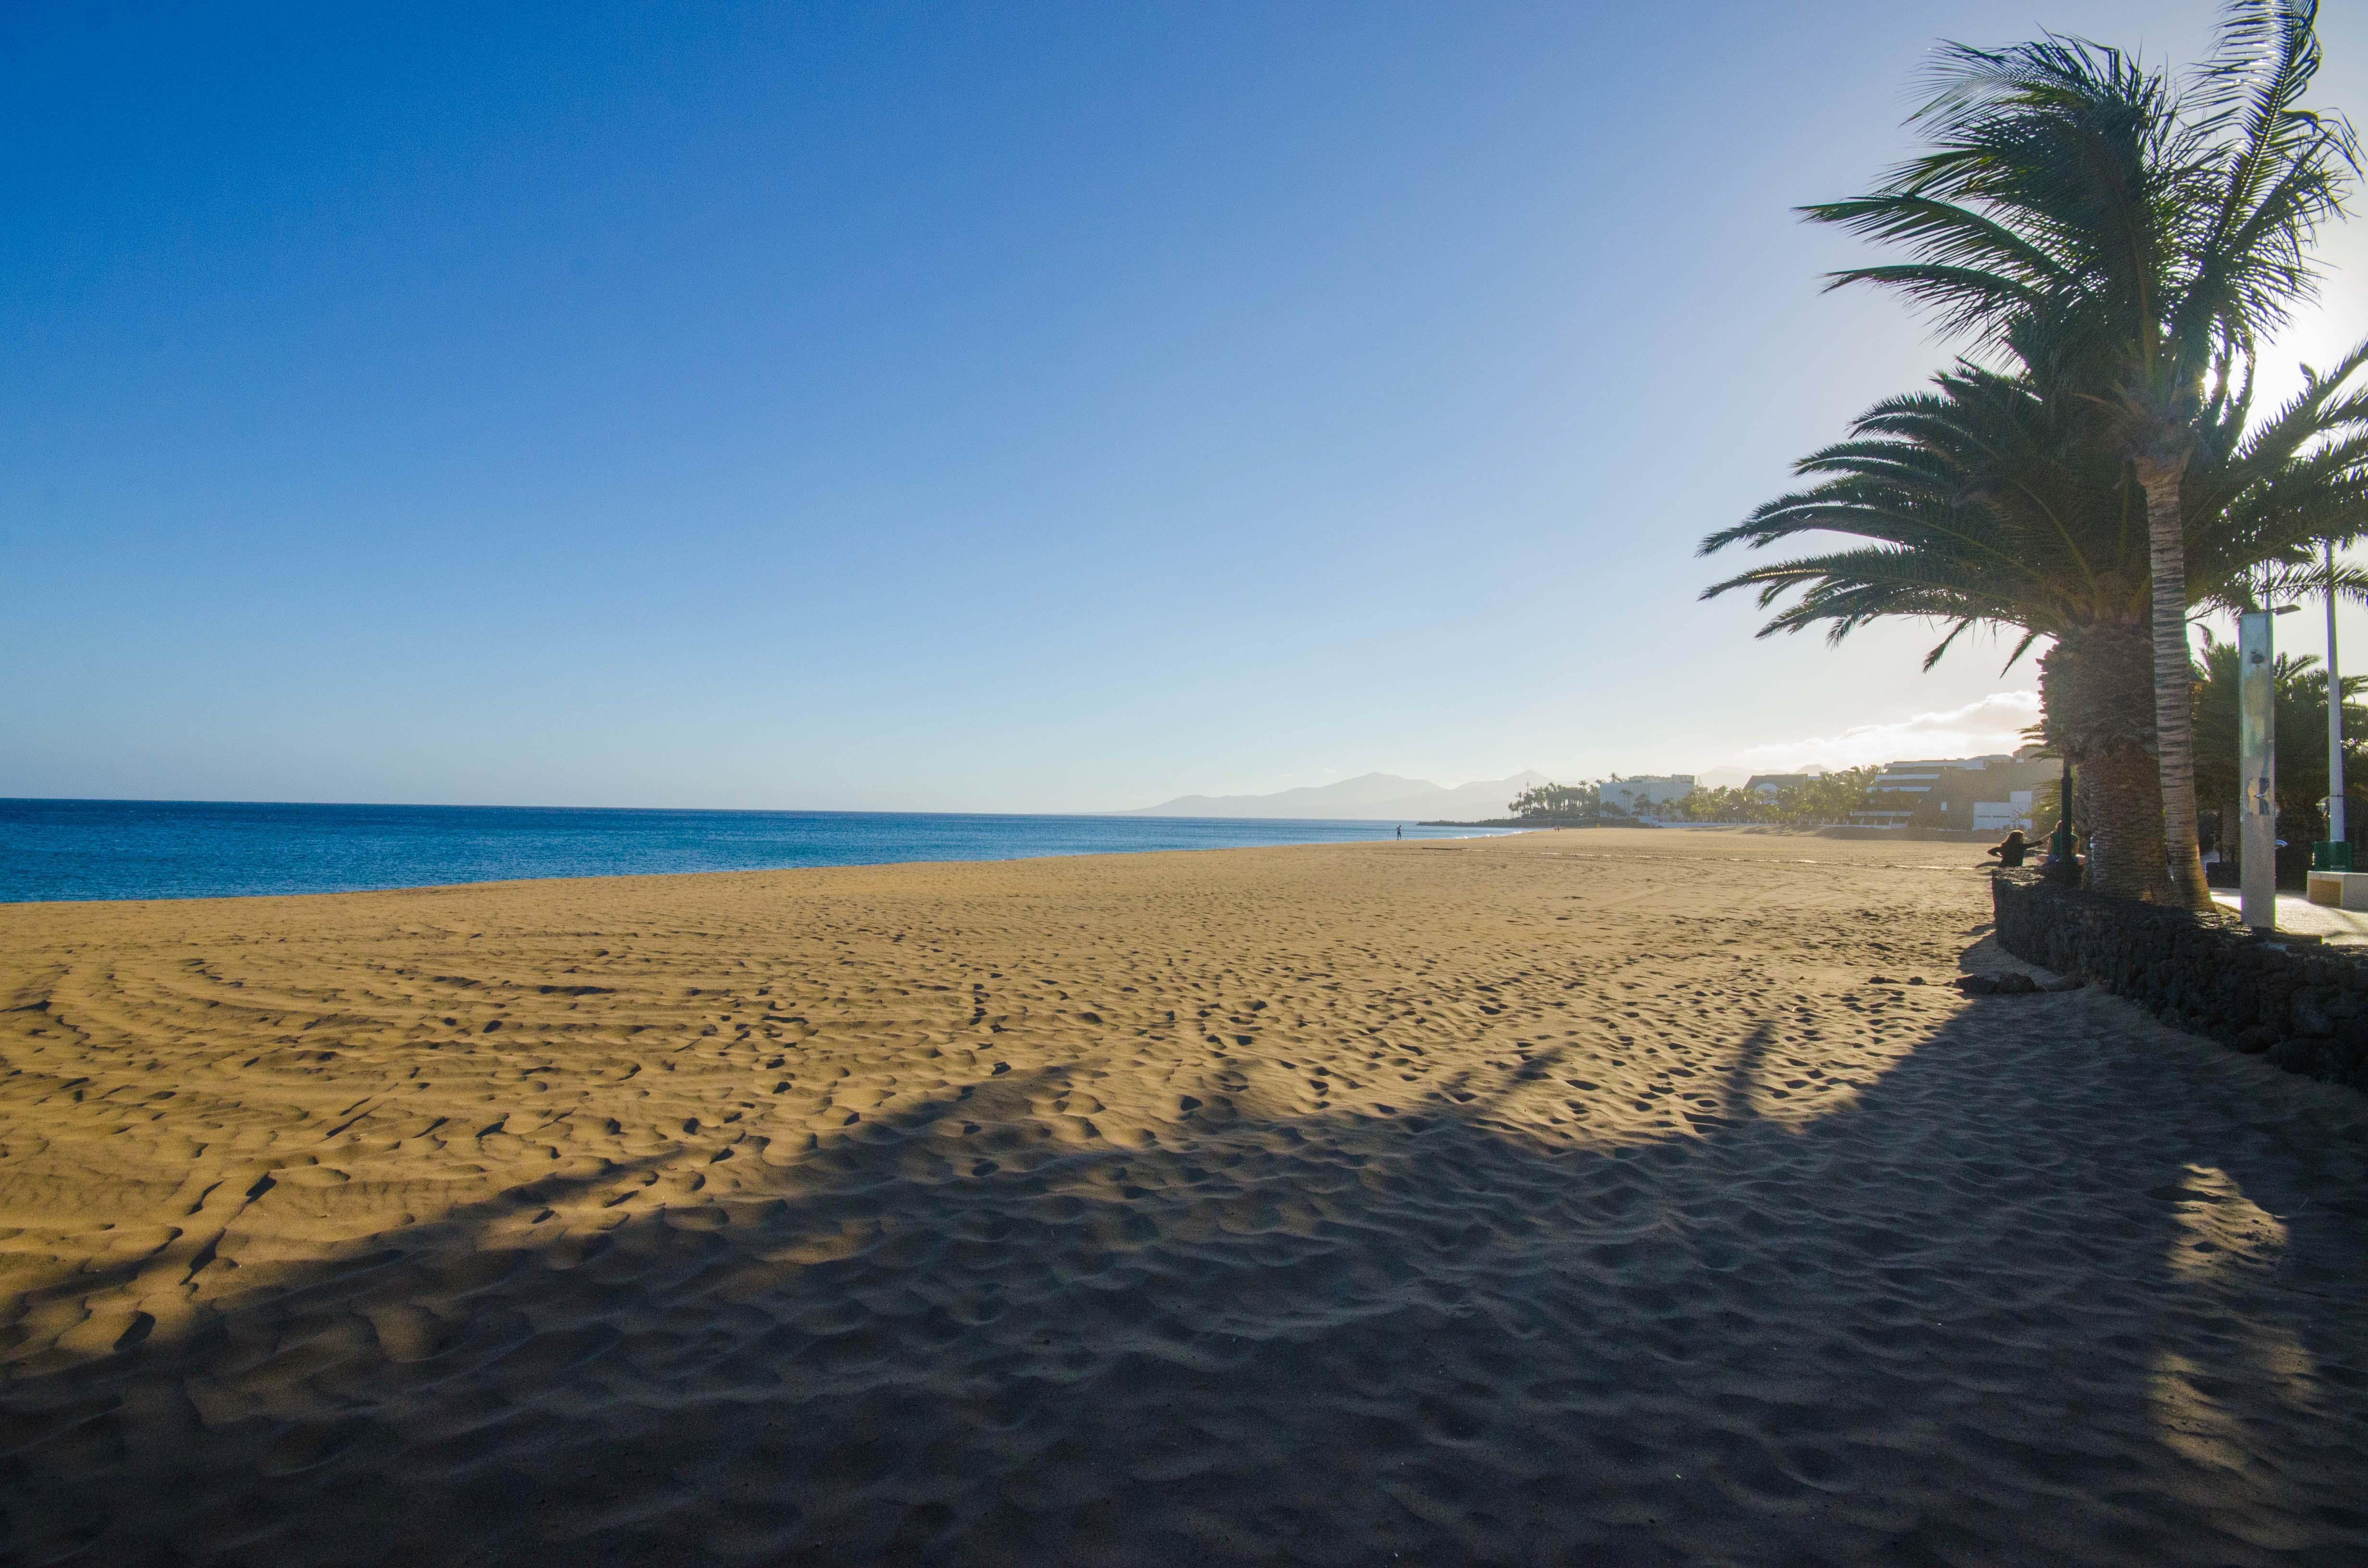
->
1800 1 2358 907
1702 348 2368 898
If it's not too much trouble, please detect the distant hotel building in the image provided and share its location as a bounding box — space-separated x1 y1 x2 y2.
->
1850 754 2055 831
1743 772 1816 797
1601 775 1696 818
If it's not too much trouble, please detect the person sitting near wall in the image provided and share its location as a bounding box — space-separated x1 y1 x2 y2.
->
1986 829 2030 869
2042 823 2086 885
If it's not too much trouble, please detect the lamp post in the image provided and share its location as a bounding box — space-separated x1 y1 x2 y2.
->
2325 539 2349 868
2242 603 2310 929
2240 608 2280 929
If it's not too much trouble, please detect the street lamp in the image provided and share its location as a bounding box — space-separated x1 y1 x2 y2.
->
2321 539 2351 870
2241 603 2305 931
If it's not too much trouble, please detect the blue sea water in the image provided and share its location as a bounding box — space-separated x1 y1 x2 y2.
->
0 799 1512 904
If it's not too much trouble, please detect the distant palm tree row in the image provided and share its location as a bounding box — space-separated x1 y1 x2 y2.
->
1518 644 2368 845
1506 782 1600 819
1659 771 1886 830
1702 0 2368 905
1508 771 1883 830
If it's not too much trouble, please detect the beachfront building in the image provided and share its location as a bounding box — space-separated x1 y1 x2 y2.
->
1743 772 1816 798
1600 775 1696 819
1973 792 2038 833
1849 755 2056 831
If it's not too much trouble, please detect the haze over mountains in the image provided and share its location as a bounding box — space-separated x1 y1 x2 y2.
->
1125 772 1551 822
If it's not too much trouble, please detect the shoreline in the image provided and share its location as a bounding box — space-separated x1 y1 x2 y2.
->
0 829 1532 913
0 801 1517 908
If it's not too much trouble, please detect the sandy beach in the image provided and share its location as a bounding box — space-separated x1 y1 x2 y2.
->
3 828 2365 1565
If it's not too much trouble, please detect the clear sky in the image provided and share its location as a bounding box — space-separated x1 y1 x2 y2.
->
7 1 2367 811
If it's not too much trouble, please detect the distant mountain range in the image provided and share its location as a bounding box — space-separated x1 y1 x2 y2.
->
1122 771 1551 822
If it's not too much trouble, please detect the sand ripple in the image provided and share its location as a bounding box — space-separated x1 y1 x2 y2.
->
1 831 2364 1564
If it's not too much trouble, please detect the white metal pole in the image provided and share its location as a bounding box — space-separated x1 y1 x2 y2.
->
2328 540 2347 848
2240 609 2279 930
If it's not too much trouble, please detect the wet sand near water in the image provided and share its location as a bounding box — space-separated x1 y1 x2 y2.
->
2 829 2365 1564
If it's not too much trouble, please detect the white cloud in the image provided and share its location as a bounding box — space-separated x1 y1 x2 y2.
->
1727 691 2042 772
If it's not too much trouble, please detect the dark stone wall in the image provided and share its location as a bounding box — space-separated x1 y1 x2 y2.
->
1816 826 2016 843
1990 870 2368 1094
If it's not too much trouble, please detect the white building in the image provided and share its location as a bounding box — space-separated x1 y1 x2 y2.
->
1743 772 1816 798
1973 791 2036 833
1852 754 2053 830
1851 756 2009 825
1601 775 1696 818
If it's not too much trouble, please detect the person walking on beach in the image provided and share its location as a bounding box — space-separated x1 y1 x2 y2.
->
1395 825 1402 839
1986 829 2029 869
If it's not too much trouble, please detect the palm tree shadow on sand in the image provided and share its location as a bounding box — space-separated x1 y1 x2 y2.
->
5 983 2367 1567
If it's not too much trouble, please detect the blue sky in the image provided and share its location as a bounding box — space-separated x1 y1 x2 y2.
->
6 1 2366 810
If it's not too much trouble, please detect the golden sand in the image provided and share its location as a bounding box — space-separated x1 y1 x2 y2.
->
2 829 2364 1564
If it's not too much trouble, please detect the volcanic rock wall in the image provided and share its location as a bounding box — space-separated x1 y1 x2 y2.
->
1992 870 2368 1094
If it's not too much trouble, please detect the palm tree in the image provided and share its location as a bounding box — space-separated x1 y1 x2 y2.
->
1800 1 2359 907
1507 782 1601 821
1702 351 2368 898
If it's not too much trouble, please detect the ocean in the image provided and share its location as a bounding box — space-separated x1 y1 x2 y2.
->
0 798 1512 904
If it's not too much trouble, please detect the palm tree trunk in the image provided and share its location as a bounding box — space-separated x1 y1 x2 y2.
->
2084 745 2167 899
2137 453 2212 909
2039 624 2169 900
